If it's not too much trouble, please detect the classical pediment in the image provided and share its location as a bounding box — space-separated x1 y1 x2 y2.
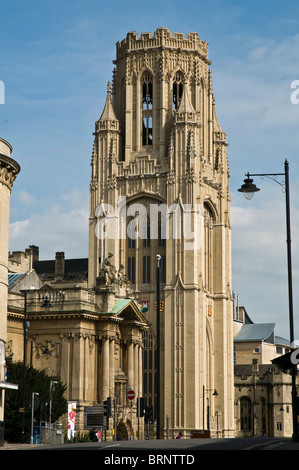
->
105 298 149 326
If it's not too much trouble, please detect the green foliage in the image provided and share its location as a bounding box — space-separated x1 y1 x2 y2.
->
64 431 90 444
4 361 68 443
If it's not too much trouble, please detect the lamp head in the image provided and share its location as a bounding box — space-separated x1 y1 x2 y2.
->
238 174 260 200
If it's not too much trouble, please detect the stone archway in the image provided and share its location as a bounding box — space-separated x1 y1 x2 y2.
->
116 421 129 440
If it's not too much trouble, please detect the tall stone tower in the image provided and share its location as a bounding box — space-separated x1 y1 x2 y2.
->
0 138 20 420
89 28 234 437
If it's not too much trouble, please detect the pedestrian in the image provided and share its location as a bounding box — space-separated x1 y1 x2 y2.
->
175 432 182 439
90 427 97 441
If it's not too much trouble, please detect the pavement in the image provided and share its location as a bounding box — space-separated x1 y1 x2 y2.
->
274 440 299 450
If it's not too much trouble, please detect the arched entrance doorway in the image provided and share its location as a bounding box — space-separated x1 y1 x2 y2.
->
116 422 129 440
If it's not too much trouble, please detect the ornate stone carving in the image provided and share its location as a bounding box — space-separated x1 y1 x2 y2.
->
0 154 20 190
97 253 129 287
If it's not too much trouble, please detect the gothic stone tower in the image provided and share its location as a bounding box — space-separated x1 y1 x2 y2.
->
89 28 235 438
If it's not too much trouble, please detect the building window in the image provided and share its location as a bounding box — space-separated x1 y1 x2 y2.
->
277 422 282 431
158 215 166 247
173 72 184 109
143 218 151 248
204 204 214 292
127 256 135 284
260 398 266 433
142 73 153 145
161 255 166 283
240 397 251 431
143 255 151 283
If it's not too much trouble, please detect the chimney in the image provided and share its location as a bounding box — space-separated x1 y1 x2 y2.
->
28 245 39 270
252 358 259 375
55 252 65 280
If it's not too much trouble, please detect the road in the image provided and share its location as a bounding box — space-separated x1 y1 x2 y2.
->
15 436 290 452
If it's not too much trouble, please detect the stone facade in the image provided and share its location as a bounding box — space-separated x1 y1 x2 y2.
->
233 306 298 438
235 361 295 438
88 28 234 438
7 250 149 439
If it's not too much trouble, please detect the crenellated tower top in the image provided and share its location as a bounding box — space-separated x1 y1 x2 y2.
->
116 28 209 62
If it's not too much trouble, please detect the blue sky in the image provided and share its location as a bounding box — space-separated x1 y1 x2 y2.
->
1 0 299 340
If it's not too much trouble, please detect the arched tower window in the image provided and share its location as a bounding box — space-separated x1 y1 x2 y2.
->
125 198 166 287
142 218 151 283
204 203 215 292
127 216 136 284
173 72 184 109
142 72 153 145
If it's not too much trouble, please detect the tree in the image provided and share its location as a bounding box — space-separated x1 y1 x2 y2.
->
4 361 67 443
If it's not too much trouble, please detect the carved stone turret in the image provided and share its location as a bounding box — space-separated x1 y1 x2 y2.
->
0 137 20 421
0 139 20 191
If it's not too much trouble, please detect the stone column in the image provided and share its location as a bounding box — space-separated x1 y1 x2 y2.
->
127 341 134 389
101 336 110 400
109 337 115 398
134 342 139 394
60 334 71 400
138 343 143 397
0 138 20 421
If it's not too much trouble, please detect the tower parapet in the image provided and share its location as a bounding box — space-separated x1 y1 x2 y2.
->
116 28 209 61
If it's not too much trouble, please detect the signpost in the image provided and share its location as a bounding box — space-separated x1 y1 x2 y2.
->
127 389 135 439
127 389 135 400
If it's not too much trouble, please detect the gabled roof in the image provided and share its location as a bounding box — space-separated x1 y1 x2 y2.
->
104 298 148 325
234 323 276 343
8 270 43 292
275 335 292 347
108 299 132 314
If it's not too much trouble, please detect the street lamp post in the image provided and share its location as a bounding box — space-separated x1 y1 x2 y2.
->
238 159 298 442
156 254 161 439
30 392 39 444
22 292 27 442
49 380 57 427
202 386 218 431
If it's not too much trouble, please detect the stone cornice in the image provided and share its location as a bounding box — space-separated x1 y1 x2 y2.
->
0 153 20 190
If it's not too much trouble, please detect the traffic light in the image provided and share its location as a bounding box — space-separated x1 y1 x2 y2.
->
104 397 111 418
144 405 153 424
137 397 145 417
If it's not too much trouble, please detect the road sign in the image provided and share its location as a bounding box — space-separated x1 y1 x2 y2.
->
127 389 135 400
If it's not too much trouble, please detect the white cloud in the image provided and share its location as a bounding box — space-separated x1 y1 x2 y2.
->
231 195 299 340
9 189 89 260
15 190 37 205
